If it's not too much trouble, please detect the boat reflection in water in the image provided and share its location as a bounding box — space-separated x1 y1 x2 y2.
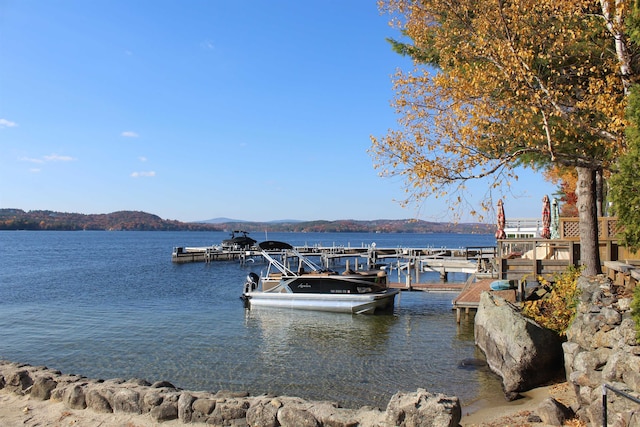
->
245 305 397 351
242 306 400 407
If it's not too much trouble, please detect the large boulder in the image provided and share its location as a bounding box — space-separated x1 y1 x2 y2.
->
277 405 320 427
536 397 574 426
475 292 565 399
385 388 461 427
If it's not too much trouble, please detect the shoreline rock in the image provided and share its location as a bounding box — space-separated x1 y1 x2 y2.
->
474 292 565 400
0 360 461 427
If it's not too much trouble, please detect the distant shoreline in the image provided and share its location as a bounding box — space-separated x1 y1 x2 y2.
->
0 208 494 234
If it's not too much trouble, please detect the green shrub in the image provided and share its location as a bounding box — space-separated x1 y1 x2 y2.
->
632 285 640 342
522 266 582 336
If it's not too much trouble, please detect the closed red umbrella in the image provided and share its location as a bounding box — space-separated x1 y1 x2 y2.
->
495 199 506 239
541 195 551 239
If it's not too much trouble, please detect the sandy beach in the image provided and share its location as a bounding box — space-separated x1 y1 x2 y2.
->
460 382 579 426
0 381 578 427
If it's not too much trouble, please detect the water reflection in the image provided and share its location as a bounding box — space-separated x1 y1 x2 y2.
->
243 308 399 408
245 307 397 351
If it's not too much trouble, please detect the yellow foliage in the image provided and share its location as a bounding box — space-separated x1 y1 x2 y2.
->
522 266 583 336
372 0 630 216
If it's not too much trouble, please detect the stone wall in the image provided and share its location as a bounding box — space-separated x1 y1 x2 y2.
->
563 275 640 426
0 360 461 427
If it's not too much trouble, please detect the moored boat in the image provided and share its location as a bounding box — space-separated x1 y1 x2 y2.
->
241 241 399 314
222 230 257 250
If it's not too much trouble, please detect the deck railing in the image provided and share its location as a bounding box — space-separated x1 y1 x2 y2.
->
496 217 640 280
559 217 620 240
497 239 577 281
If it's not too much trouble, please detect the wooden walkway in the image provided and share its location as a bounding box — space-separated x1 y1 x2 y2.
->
388 282 465 292
452 278 517 322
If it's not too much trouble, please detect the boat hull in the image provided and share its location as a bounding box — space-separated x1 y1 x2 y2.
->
243 289 399 314
265 273 388 294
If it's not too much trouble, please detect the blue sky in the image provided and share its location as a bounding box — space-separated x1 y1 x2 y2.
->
0 1 557 223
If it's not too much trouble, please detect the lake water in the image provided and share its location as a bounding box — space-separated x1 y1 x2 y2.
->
0 230 504 411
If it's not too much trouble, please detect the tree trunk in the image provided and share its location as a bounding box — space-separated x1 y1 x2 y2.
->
600 0 633 94
596 168 603 218
575 166 602 276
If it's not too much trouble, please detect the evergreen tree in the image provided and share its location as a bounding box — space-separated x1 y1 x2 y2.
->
610 1 640 250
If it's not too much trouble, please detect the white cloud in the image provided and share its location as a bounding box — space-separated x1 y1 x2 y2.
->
139 156 148 162
0 118 18 128
20 156 45 164
43 154 75 162
121 131 139 138
19 153 76 163
131 171 156 178
29 168 41 173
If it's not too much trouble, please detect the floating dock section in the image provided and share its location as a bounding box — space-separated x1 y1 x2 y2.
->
172 246 252 263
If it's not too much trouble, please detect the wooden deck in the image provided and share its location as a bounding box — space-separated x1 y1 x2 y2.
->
388 282 465 292
388 278 519 323
604 260 640 290
452 278 517 322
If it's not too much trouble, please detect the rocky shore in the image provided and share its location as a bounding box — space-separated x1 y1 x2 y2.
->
473 274 640 426
0 360 462 427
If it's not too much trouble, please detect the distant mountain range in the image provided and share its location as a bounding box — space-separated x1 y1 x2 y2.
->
0 209 493 234
199 217 245 224
199 217 304 224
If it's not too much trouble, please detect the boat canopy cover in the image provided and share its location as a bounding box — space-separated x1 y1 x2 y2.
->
258 240 293 250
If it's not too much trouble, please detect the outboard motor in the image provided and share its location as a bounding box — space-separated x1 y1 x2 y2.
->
244 272 260 293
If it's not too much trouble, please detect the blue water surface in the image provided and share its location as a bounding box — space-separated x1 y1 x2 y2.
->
0 230 502 409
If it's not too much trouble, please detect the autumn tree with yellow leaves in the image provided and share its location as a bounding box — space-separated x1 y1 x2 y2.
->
544 167 578 217
372 0 638 275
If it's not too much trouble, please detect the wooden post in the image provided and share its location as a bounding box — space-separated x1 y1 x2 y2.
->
533 239 539 278
440 269 448 282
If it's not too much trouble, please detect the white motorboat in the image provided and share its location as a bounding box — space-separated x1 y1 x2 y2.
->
241 241 399 314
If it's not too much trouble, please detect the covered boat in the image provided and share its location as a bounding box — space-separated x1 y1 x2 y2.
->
241 241 399 314
221 230 257 250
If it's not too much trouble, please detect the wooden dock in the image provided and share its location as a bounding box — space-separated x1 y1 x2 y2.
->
388 282 465 292
173 244 532 322
172 244 497 283
452 278 517 322
172 247 250 263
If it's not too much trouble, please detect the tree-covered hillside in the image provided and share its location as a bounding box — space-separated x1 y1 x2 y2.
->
0 209 493 234
0 209 217 231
